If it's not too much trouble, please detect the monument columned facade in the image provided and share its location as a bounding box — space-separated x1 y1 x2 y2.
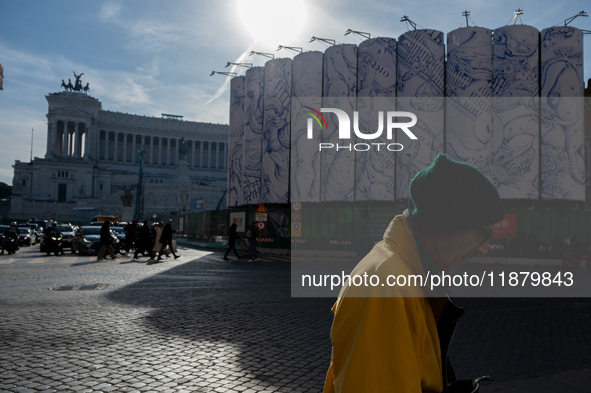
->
10 79 228 223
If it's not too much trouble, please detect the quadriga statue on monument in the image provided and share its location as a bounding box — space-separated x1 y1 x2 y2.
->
73 71 84 91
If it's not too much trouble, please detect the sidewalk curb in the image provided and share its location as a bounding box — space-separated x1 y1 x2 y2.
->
175 238 290 256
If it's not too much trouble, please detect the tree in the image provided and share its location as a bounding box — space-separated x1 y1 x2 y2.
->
0 182 12 199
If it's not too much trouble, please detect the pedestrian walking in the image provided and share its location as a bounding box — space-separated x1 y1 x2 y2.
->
564 234 571 252
323 154 505 393
123 220 138 253
134 220 154 259
97 220 117 262
152 221 164 256
157 219 179 260
223 223 243 261
149 223 158 258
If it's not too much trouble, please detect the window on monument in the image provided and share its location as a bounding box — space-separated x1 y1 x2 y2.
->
58 184 67 202
211 142 217 168
22 179 26 186
195 142 201 167
203 142 209 168
170 139 176 166
79 123 86 158
99 131 105 160
57 121 64 156
218 143 224 169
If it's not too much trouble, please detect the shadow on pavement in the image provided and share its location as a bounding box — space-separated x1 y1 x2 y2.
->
106 253 335 391
105 253 591 391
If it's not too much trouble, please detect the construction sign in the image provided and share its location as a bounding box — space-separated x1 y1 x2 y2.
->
255 203 268 222
492 214 517 239
291 222 301 237
291 201 302 238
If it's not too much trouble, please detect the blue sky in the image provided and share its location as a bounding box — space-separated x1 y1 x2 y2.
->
0 0 590 185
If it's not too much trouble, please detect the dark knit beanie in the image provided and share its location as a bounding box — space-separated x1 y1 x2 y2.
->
410 154 505 233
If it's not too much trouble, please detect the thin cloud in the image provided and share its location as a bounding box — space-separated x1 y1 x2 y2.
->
0 169 15 183
99 1 122 21
0 44 57 84
98 2 188 52
128 19 186 51
91 73 154 109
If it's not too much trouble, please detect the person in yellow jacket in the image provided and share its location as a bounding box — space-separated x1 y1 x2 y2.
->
323 154 505 393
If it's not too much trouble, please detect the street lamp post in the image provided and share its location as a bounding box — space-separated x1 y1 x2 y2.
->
134 150 146 221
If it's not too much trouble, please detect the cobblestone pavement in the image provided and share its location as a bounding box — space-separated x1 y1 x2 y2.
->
0 246 590 392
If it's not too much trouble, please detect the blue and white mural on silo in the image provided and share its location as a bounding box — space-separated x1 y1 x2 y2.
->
228 76 245 207
243 67 265 205
261 58 292 204
322 44 358 202
356 37 397 201
291 51 324 203
540 26 584 201
396 29 445 201
446 27 494 180
492 25 539 199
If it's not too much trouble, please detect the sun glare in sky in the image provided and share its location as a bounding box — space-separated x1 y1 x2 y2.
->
236 0 308 47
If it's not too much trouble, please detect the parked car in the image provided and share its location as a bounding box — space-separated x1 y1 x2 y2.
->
71 226 121 255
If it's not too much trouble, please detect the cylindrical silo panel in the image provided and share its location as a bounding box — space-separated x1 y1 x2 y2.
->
396 29 445 201
291 51 324 203
228 76 245 207
322 44 357 202
356 37 397 201
262 58 292 204
446 27 493 179
492 25 539 199
540 26 584 201
243 67 265 205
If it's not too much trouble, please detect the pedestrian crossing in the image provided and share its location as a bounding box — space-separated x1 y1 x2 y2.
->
0 247 356 265
0 252 110 265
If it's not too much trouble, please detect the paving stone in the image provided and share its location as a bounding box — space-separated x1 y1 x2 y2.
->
2 251 591 392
